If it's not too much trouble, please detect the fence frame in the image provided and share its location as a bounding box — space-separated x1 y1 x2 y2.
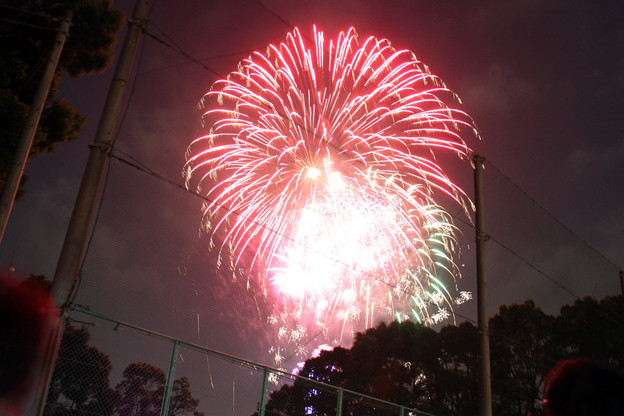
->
65 303 436 416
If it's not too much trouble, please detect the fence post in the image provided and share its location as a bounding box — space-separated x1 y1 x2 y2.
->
258 367 269 416
160 339 180 416
400 405 405 416
336 388 343 416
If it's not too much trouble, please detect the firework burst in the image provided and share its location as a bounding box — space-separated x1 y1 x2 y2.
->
185 26 479 358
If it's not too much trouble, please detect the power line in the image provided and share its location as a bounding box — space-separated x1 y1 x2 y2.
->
248 0 622 288
0 3 56 19
106 1 616 342
144 26 222 78
137 49 259 77
449 213 580 300
485 159 623 271
254 0 294 32
98 12 621 367
106 147 624 362
86 0 622 377
74 5 155 305
0 3 61 30
138 2 620 283
0 16 57 30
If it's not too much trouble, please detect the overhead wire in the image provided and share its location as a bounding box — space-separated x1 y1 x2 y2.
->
138 48 259 77
485 159 623 271
132 10 600 305
144 31 221 78
85 152 603 380
131 2 624 361
107 144 624 372
448 213 580 300
0 3 57 19
0 3 60 31
0 16 57 30
73 0 623 380
12 33 57 98
73 1 157 305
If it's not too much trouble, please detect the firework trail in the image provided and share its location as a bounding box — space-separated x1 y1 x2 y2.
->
185 27 479 362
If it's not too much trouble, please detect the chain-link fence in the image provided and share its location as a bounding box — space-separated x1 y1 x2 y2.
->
42 306 433 416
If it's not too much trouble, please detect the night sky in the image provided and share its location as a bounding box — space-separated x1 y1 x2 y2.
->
1 0 623 409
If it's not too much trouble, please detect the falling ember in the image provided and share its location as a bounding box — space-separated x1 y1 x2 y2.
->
185 26 479 361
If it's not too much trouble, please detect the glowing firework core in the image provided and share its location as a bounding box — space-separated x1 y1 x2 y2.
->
186 27 478 348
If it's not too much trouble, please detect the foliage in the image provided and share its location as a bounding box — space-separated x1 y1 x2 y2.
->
44 331 205 416
436 322 479 415
556 296 624 368
169 377 205 416
113 363 205 416
23 276 205 416
45 324 117 416
489 300 558 416
258 295 624 416
0 0 124 196
114 362 165 416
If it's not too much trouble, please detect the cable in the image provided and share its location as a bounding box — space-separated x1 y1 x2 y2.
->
13 37 55 98
254 0 294 32
73 6 153 305
107 147 624 373
0 3 59 30
0 16 56 30
144 27 222 78
123 16 612 340
485 159 623 271
110 147 301 250
78 0 622 381
0 3 56 19
449 213 580 300
138 49 259 76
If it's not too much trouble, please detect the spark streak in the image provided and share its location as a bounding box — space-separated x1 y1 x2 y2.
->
185 26 479 359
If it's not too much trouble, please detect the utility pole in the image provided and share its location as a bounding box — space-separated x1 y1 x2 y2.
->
0 10 73 244
28 1 152 414
474 154 492 416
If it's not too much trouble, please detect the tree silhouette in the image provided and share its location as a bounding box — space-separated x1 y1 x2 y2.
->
489 300 558 416
257 295 624 416
114 363 165 416
0 0 124 196
436 322 479 415
557 295 624 367
114 362 205 416
44 324 117 416
169 377 205 416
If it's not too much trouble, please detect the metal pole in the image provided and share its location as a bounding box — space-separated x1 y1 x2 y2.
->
52 0 151 307
14 12 73 416
51 0 151 306
76 302 441 416
474 154 492 416
27 3 151 414
25 315 64 416
0 10 73 244
258 367 269 416
336 388 343 416
160 339 180 416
